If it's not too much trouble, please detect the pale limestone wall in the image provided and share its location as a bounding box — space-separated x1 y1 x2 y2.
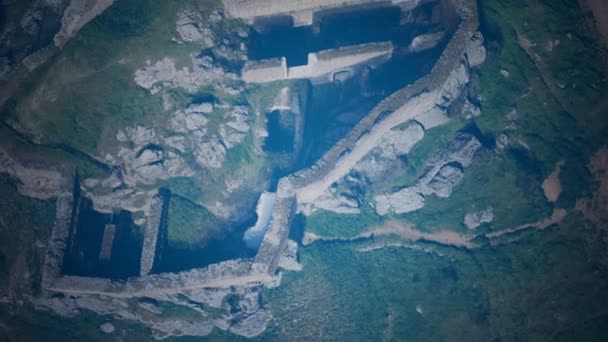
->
289 42 393 79
46 259 261 297
139 196 162 276
243 42 393 83
242 57 287 83
224 0 418 26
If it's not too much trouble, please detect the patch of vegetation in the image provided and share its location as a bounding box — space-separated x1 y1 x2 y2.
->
400 148 552 232
5 0 222 155
0 173 55 294
167 195 223 249
165 177 205 203
305 205 383 238
386 120 465 190
258 213 608 341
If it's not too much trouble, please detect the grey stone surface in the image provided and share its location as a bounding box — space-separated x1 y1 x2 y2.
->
464 206 495 229
374 188 425 215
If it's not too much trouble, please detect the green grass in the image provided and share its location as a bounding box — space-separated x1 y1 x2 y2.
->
5 0 222 155
167 195 223 249
305 205 383 238
0 173 56 294
256 213 608 341
400 148 552 233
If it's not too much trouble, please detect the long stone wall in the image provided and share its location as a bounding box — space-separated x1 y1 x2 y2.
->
46 259 262 297
242 42 393 83
224 0 418 26
251 179 296 275
139 195 162 276
289 0 478 192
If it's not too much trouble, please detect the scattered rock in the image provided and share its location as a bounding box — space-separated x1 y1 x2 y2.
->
500 68 510 78
464 206 495 229
497 133 509 149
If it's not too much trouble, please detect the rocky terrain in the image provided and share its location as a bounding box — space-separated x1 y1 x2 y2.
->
2 0 608 340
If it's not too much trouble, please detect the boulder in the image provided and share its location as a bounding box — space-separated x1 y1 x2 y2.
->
374 188 425 215
464 206 495 229
99 323 115 334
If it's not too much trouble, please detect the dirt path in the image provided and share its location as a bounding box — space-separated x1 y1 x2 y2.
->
542 160 565 203
303 220 474 248
304 209 569 250
486 209 568 239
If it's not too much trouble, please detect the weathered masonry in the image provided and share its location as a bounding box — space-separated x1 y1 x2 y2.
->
224 0 422 26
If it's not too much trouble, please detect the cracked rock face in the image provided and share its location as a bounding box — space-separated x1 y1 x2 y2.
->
176 10 216 46
196 140 227 168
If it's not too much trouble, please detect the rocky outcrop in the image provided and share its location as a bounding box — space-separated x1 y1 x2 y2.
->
413 134 481 196
175 10 216 46
134 55 241 95
113 127 194 185
354 123 425 179
373 134 481 215
464 206 494 229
